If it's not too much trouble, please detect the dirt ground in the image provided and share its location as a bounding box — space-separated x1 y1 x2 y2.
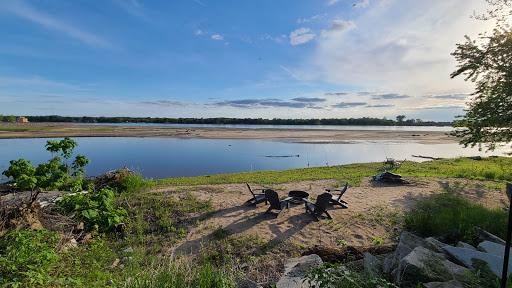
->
149 178 508 256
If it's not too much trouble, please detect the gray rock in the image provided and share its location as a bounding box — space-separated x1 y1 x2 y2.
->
456 241 476 250
423 280 464 288
386 231 441 277
363 252 382 276
443 246 511 278
396 246 469 286
476 227 505 245
236 277 261 288
478 240 509 258
276 254 323 288
425 237 447 253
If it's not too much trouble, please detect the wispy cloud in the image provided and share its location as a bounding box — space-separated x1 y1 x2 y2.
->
192 0 207 6
371 93 410 100
428 93 468 100
321 19 356 37
291 97 326 103
353 0 370 8
140 100 191 107
297 14 327 24
279 65 301 81
3 1 112 48
325 92 349 96
112 0 149 21
289 27 316 46
332 102 367 108
327 0 340 6
213 98 323 109
366 104 394 108
211 34 224 41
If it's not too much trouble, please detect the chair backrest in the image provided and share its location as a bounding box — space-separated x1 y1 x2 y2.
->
338 183 348 197
315 193 332 213
246 183 256 198
264 189 281 209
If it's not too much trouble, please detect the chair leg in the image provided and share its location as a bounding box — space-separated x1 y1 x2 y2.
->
277 208 286 218
265 206 272 214
324 211 332 219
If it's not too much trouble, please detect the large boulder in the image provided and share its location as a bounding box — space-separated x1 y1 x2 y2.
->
477 240 509 258
384 231 443 276
443 246 510 278
276 254 323 288
475 228 505 245
456 242 476 250
363 252 382 276
396 246 469 286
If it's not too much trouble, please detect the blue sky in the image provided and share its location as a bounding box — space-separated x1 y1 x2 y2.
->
0 0 493 120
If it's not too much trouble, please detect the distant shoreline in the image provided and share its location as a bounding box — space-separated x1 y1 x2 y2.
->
8 115 454 127
0 122 456 144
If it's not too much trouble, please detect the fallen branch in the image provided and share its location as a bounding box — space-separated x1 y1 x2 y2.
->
412 155 444 160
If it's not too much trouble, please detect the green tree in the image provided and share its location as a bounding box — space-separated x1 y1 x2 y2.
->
451 0 512 150
396 115 406 123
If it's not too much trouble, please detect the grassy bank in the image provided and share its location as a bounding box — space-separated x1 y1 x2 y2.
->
153 157 512 186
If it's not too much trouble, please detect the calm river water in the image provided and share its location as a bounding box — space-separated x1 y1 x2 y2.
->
0 137 508 179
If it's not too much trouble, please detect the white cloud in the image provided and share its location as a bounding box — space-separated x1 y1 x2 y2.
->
327 0 340 6
321 19 356 37
289 27 316 46
3 1 112 48
353 0 370 8
307 0 494 96
211 34 224 41
195 29 204 35
297 14 326 24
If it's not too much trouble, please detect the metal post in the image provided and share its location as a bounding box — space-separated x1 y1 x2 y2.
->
502 183 512 288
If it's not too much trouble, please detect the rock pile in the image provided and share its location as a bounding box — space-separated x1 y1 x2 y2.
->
375 231 510 287
270 230 510 288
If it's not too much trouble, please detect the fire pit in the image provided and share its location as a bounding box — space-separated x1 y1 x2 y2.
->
288 190 309 204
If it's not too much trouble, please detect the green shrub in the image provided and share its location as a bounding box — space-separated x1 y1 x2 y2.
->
404 193 507 243
306 263 397 288
2 137 89 193
117 174 151 194
0 229 60 287
58 188 127 232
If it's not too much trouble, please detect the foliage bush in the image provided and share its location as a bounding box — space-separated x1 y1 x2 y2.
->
404 192 507 243
2 137 90 192
58 188 127 232
116 173 151 194
306 263 397 288
0 229 60 287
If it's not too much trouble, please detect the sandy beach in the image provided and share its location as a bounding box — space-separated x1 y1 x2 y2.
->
0 122 455 144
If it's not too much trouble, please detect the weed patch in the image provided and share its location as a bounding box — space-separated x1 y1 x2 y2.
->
404 192 507 244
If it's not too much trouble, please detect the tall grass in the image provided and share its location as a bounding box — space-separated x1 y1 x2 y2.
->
123 260 235 288
404 193 507 243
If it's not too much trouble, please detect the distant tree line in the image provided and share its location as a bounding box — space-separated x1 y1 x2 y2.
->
22 115 452 126
0 115 17 122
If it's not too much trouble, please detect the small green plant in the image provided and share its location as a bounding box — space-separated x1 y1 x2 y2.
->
404 192 507 243
336 239 348 247
306 263 397 288
0 229 60 287
58 188 127 232
371 236 384 246
2 137 90 194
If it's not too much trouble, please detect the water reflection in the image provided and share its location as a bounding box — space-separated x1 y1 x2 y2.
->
0 137 507 179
